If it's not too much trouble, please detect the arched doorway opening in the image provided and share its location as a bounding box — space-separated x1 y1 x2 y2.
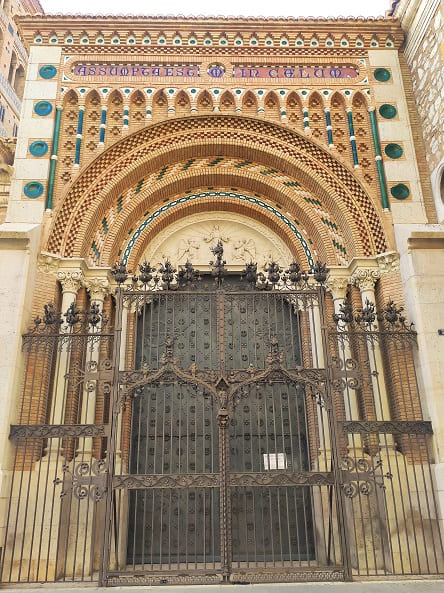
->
126 275 316 571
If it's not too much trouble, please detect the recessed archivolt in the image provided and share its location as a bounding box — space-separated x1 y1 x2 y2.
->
89 158 348 267
120 192 315 271
105 189 320 268
47 115 389 262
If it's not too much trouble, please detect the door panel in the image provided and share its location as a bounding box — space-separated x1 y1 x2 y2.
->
127 488 220 567
127 382 219 567
223 290 303 369
229 381 314 565
231 486 314 564
136 291 219 371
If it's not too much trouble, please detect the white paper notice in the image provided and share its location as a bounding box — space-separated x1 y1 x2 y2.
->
263 453 287 470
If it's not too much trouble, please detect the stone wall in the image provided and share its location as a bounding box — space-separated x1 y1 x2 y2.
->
394 0 444 221
408 6 442 172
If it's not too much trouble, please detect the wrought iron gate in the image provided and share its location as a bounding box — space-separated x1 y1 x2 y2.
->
106 272 346 585
1 252 443 585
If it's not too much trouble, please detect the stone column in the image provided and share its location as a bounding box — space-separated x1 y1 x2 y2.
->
327 273 363 569
352 267 393 425
84 276 109 314
310 299 325 368
9 63 18 90
46 269 84 580
50 269 83 427
57 269 82 316
116 299 131 463
113 295 132 570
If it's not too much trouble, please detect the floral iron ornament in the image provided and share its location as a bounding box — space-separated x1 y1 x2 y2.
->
111 261 129 285
242 259 327 290
32 301 108 332
333 297 415 333
112 244 328 291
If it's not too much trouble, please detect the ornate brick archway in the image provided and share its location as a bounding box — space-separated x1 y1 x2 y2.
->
46 115 391 265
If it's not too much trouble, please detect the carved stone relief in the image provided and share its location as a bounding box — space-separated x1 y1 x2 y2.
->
140 212 293 270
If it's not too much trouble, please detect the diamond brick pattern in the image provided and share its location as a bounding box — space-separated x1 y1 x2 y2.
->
47 116 388 260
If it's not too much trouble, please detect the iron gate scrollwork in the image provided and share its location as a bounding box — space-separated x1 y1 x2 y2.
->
1 247 443 586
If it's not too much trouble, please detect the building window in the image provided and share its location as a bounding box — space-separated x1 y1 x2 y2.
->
13 64 25 100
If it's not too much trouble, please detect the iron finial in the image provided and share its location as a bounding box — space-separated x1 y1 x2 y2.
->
111 261 129 285
209 241 226 287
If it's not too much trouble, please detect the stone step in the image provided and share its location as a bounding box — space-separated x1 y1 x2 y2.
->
1 579 444 593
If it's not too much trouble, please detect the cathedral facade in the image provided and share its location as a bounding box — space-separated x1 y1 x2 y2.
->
0 12 443 586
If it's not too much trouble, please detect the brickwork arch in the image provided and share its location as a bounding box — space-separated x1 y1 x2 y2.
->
151 89 168 120
129 90 146 134
264 91 280 122
46 115 390 264
308 91 327 143
242 91 257 116
175 90 191 117
94 174 335 267
83 90 101 162
56 89 78 189
122 192 315 272
286 91 304 131
351 91 376 184
196 90 213 113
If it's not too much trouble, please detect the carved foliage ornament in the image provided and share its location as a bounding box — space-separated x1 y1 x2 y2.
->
351 268 380 291
57 269 83 294
326 276 349 300
83 276 110 301
376 251 400 273
37 253 59 275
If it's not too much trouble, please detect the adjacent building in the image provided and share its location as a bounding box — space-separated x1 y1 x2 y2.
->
0 0 43 138
0 0 43 222
390 0 444 221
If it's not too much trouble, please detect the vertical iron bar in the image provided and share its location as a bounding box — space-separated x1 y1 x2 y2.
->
320 286 352 579
99 286 123 585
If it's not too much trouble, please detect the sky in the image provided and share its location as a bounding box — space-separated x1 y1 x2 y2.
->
40 0 393 19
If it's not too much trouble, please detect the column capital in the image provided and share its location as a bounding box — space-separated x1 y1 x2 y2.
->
376 251 400 274
326 275 349 301
83 276 110 302
37 252 60 275
351 267 380 292
57 269 83 294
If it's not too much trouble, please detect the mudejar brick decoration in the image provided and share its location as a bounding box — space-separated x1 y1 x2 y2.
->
47 116 389 260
